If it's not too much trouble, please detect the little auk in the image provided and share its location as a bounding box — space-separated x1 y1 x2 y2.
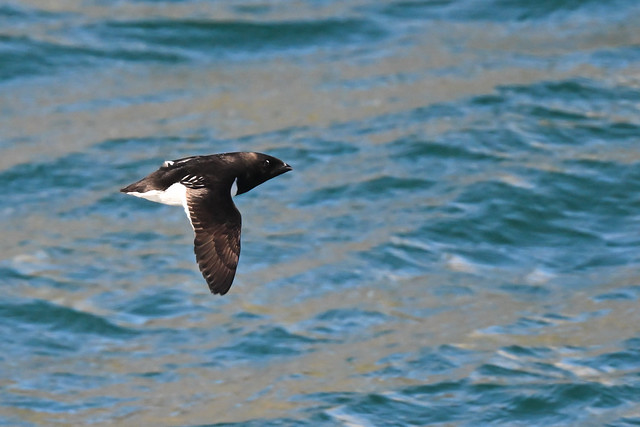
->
121 152 292 295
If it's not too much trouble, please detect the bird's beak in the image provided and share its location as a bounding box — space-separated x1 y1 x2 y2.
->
272 162 292 179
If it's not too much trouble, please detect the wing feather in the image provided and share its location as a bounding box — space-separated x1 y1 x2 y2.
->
186 188 241 295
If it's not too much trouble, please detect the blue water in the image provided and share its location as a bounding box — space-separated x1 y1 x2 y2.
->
2 0 640 425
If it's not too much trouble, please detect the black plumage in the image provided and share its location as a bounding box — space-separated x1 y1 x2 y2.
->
121 152 292 295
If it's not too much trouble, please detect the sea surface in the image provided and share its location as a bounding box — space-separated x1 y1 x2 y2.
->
2 0 640 425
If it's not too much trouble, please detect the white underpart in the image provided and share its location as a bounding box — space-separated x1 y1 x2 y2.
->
230 177 238 197
126 182 194 229
128 182 186 206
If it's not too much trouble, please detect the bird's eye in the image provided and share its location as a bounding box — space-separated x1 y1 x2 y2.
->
264 159 270 167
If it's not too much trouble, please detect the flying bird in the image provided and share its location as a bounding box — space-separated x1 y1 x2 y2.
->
120 152 292 295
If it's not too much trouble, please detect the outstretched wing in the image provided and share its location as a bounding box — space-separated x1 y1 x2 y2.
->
185 188 241 295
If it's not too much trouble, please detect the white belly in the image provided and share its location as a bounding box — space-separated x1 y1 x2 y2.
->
124 179 239 231
126 182 194 229
126 182 187 206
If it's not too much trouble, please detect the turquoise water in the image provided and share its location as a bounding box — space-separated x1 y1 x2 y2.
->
2 0 640 425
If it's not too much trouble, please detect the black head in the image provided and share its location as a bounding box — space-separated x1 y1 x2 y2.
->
233 152 292 195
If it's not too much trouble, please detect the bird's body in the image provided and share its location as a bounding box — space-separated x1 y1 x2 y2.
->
121 152 292 295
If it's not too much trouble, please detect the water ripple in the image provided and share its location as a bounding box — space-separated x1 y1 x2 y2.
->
93 17 387 59
3 0 640 425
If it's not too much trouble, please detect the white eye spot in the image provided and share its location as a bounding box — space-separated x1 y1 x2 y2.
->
264 159 270 166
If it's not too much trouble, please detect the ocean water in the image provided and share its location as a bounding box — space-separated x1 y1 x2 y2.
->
2 0 640 425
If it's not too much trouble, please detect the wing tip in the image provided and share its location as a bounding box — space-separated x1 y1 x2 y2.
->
199 259 237 296
204 275 234 295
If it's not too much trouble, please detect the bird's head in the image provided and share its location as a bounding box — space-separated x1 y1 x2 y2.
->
231 152 292 195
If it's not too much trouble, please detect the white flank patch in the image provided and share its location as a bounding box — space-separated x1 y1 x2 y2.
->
127 182 187 206
163 160 174 167
126 182 194 229
230 177 238 197
182 201 194 230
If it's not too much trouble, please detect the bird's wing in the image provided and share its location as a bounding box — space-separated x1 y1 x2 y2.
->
185 188 241 295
